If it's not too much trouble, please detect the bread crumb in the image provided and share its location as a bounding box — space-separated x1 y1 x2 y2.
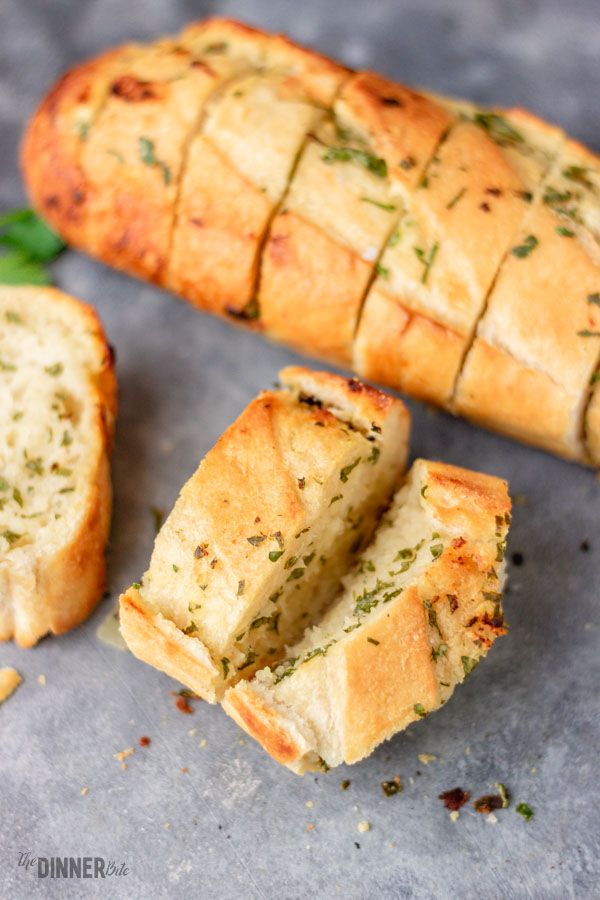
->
199 739 207 748
188 728 197 736
418 753 437 765
486 814 498 824
465 746 471 755
239 738 246 745
121 763 128 771
80 787 89 796
164 822 171 830
388 841 396 848
37 674 46 686
113 747 134 763
449 811 459 822
306 800 314 808
306 823 315 832
0 667 22 704
357 821 371 833
531 767 537 774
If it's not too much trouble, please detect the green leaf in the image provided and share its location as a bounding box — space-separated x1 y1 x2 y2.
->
511 235 538 259
0 211 65 262
322 146 388 178
516 802 534 822
0 250 50 286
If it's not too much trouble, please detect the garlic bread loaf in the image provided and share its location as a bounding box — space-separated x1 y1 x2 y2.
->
119 368 409 702
0 287 116 647
224 459 510 773
23 18 600 463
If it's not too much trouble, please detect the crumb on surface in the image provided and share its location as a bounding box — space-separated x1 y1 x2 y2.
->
199 739 207 748
113 747 134 763
0 667 22 705
306 800 314 808
449 811 459 822
357 821 371 833
439 788 470 811
37 674 46 686
306 823 315 832
80 786 89 796
418 753 437 765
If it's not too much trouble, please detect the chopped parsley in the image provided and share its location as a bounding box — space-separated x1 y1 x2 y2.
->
375 262 390 279
221 658 230 678
247 534 266 547
360 197 397 212
286 567 305 581
2 529 22 545
562 165 594 191
577 330 600 337
555 226 575 237
446 187 467 210
430 543 444 559
497 783 510 808
44 363 63 377
322 146 388 178
414 242 439 284
472 112 524 147
511 235 538 258
413 703 427 718
461 656 479 676
516 802 534 822
269 549 284 562
340 458 361 482
138 136 171 184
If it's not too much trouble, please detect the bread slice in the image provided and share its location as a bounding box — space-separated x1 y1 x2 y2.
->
0 287 116 647
119 367 409 702
223 459 510 773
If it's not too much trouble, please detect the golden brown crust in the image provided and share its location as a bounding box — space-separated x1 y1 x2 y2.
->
335 71 452 188
167 134 271 315
259 210 372 365
586 382 600 466
0 287 116 647
354 287 465 405
21 46 133 247
119 588 220 701
454 338 583 460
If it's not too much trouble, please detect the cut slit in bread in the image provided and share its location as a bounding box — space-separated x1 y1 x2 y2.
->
119 367 410 702
0 287 116 647
223 459 511 773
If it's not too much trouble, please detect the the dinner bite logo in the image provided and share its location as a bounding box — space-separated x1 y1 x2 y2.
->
18 851 129 878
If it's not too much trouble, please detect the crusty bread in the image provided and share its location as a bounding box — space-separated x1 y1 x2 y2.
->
223 459 510 773
0 287 116 647
22 18 600 464
119 368 410 702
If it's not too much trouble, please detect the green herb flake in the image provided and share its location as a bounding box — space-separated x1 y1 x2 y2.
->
413 703 427 718
221 657 230 678
361 197 397 212
138 136 171 184
516 802 534 822
461 656 479 676
340 458 361 483
247 534 266 547
446 187 467 210
588 293 600 306
5 310 22 324
0 477 8 492
172 564 179 572
273 657 299 684
131 582 141 590
430 543 444 559
329 494 343 506
237 650 257 671
269 549 284 562
472 112 524 147
367 637 380 646
562 165 594 190
25 456 43 476
555 226 575 237
366 446 380 465
387 230 400 247
322 146 388 178
577 330 600 337
44 363 63 377
413 242 439 284
511 235 538 258
12 487 23 508
375 262 390 279
286 567 305 582
2 529 22 546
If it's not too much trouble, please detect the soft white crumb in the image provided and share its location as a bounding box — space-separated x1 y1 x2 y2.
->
188 728 197 736
113 748 134 763
199 739 207 748
306 800 314 809
449 811 459 823
357 821 371 834
80 787 89 796
486 814 498 825
418 753 437 765
37 674 46 686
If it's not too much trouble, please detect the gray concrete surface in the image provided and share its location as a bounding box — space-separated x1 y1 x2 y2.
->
1 1 599 897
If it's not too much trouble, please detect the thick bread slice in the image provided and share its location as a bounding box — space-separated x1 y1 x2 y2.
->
455 138 600 461
259 73 450 365
119 368 409 702
0 287 116 647
223 459 510 773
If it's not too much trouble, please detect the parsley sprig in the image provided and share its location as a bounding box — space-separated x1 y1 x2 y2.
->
0 209 65 285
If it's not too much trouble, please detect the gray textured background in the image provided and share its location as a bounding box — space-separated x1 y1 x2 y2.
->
1 1 599 898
